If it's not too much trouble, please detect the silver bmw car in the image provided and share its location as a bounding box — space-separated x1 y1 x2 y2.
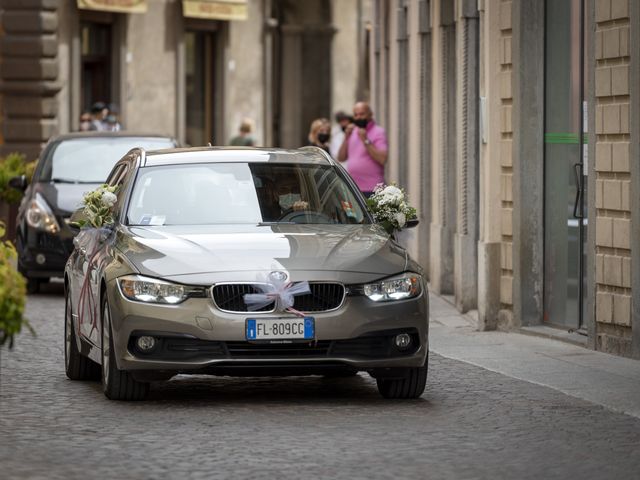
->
64 146 429 400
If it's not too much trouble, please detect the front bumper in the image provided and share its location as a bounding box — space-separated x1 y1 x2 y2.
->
107 280 429 374
17 225 75 279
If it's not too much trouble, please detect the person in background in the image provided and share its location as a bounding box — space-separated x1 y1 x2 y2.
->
105 103 122 131
337 101 388 197
329 110 352 159
230 119 255 146
307 118 331 154
79 112 92 131
89 101 108 131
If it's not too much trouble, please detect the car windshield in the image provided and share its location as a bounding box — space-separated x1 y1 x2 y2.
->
39 137 175 183
127 162 368 226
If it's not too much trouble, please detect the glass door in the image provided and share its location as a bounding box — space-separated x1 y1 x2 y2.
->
543 0 587 330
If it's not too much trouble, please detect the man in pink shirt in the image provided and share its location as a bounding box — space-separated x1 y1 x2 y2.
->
337 101 388 197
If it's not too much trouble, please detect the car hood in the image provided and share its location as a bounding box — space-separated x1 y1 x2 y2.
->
115 224 408 281
36 182 102 215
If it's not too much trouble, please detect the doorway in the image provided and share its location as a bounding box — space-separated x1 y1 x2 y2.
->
185 30 218 147
543 0 587 331
80 21 112 111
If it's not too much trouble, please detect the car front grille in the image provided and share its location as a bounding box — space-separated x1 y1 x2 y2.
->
211 282 345 313
225 341 332 358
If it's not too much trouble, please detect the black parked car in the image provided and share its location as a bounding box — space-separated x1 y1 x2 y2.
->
10 132 177 292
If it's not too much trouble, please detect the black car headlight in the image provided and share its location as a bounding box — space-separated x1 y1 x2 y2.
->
118 275 204 304
26 193 60 234
363 272 422 302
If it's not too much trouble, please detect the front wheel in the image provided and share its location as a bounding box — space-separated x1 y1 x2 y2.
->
376 356 428 399
101 295 149 401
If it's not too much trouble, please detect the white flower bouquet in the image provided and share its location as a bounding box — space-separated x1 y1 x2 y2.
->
366 183 417 234
73 184 118 229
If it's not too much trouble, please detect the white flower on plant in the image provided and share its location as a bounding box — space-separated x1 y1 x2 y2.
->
101 191 117 208
395 212 406 228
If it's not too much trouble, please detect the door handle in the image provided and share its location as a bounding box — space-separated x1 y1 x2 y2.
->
573 163 583 219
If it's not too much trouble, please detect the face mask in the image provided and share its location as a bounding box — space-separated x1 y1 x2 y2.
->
317 133 330 143
279 193 301 210
354 118 369 129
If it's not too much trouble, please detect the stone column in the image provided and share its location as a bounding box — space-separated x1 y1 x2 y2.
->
0 0 61 159
416 0 432 274
454 0 479 312
476 0 504 330
429 0 456 295
279 25 304 149
511 0 544 327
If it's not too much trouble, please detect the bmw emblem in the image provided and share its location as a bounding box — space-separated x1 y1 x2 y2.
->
268 271 288 282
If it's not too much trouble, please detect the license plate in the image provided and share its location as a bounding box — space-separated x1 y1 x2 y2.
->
246 317 315 341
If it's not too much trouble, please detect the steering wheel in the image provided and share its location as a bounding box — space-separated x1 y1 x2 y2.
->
278 210 334 224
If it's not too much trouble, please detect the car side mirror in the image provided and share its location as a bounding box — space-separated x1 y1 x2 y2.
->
69 207 88 229
406 218 419 229
8 175 28 192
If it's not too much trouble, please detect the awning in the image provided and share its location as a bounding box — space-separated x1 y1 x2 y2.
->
76 0 147 14
182 0 248 21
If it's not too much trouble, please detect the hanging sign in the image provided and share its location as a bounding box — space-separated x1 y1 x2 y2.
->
77 0 147 14
182 0 248 20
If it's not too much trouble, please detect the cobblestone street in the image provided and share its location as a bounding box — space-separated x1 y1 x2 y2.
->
1 285 640 479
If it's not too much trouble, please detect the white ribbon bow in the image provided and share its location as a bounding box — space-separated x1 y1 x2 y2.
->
244 278 311 317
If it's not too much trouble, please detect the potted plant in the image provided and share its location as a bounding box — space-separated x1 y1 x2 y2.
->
0 221 32 348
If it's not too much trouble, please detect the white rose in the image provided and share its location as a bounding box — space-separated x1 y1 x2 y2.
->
395 212 406 228
381 186 403 205
101 191 117 208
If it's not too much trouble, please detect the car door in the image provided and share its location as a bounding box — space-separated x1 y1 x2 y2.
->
76 162 131 346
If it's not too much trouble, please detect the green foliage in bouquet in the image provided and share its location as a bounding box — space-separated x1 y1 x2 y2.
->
0 152 37 204
0 221 33 348
366 183 417 235
73 184 119 229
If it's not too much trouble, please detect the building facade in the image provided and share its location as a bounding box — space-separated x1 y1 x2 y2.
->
0 0 370 159
371 0 639 358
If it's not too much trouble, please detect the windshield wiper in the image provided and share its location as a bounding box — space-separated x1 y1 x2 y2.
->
51 178 100 184
258 221 296 226
50 177 78 184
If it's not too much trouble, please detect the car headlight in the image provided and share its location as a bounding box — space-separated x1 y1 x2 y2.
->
363 272 422 302
26 193 60 234
118 275 204 304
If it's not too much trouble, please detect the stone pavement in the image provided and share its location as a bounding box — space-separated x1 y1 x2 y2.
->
1 284 640 479
429 292 640 419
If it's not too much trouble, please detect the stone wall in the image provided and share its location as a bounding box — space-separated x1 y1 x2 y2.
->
594 0 632 356
0 0 61 160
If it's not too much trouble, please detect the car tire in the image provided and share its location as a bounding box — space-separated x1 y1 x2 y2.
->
101 294 149 401
376 356 428 399
65 288 100 380
26 277 41 294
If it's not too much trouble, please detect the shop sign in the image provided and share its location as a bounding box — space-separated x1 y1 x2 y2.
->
77 0 147 14
182 0 248 21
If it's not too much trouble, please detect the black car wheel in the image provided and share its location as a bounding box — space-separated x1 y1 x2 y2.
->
101 295 149 401
376 356 428 399
26 277 42 294
65 288 100 380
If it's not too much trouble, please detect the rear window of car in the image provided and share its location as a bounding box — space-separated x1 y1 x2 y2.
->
127 162 369 226
38 137 176 184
